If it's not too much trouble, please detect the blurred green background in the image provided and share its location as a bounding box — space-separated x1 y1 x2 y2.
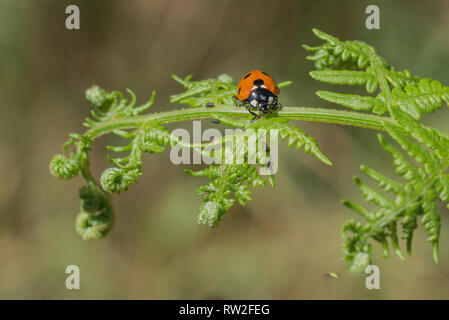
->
1 0 449 299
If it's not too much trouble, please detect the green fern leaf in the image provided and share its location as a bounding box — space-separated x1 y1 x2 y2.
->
342 109 449 270
305 29 449 120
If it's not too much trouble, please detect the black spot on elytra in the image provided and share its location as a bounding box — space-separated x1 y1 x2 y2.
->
244 73 251 79
262 71 270 76
253 79 264 87
238 87 241 94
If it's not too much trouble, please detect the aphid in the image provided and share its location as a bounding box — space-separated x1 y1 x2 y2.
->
206 102 220 123
236 70 280 120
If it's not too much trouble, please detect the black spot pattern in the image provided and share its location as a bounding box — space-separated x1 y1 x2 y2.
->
253 79 264 87
243 73 251 79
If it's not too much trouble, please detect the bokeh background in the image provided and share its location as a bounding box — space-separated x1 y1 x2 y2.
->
1 0 449 299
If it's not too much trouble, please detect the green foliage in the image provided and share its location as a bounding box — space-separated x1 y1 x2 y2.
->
305 28 449 120
170 74 236 108
174 77 330 228
49 134 90 180
305 28 449 270
185 163 269 227
184 123 273 228
250 118 332 166
76 184 114 240
85 85 156 125
341 111 447 271
50 73 330 239
49 28 449 272
101 123 173 193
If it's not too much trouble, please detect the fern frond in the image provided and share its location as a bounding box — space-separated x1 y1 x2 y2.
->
170 74 236 108
342 109 448 270
102 122 218 193
183 114 331 227
304 29 449 269
305 29 449 120
50 28 449 274
186 127 273 226
303 28 375 71
315 91 387 115
246 118 332 166
84 86 156 128
186 163 268 227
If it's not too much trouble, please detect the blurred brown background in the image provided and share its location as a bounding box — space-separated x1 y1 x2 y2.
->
1 0 449 299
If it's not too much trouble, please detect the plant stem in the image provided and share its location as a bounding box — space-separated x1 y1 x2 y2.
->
85 106 449 140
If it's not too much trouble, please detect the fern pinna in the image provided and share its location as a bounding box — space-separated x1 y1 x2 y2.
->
50 28 449 271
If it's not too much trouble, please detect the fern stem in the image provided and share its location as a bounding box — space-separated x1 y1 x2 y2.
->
367 50 395 106
84 106 449 140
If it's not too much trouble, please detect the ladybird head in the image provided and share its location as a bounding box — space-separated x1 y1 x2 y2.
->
248 88 277 110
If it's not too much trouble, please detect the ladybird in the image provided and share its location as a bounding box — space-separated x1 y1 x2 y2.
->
236 70 280 120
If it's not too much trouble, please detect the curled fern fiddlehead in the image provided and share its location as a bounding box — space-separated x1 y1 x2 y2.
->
49 154 81 180
76 184 114 240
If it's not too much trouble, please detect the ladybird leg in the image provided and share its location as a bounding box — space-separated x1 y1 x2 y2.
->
254 111 263 121
269 97 279 111
272 98 281 111
247 106 258 120
259 103 268 113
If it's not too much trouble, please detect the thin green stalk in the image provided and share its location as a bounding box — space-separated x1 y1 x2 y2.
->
85 105 449 140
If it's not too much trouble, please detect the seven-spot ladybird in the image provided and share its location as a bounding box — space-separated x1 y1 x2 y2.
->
236 70 280 120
